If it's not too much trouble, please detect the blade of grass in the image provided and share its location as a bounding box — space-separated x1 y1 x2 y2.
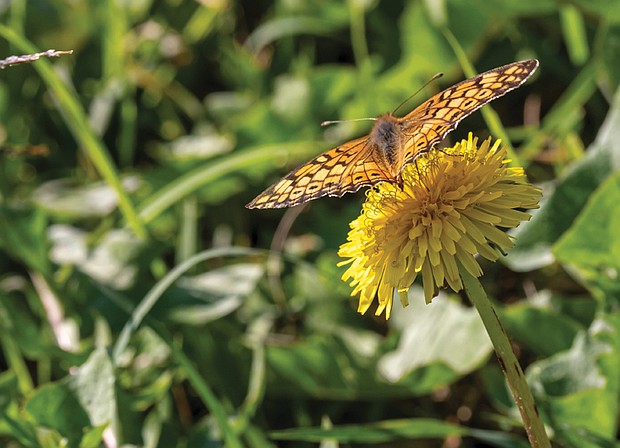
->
560 5 589 66
102 0 127 80
112 247 266 362
8 0 25 38
184 1 230 44
349 0 369 69
519 60 598 161
177 196 198 264
0 26 147 238
102 0 137 168
0 327 34 394
112 247 269 447
235 314 270 434
118 95 138 168
155 324 245 448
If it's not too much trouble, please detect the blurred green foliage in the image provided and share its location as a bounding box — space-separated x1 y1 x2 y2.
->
0 0 619 446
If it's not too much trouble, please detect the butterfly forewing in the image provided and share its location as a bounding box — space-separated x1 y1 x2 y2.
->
400 59 539 164
247 59 538 209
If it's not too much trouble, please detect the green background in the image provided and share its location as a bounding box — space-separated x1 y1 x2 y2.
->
0 0 619 447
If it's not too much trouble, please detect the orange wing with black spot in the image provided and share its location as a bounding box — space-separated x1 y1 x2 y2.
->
245 136 395 209
399 59 539 164
247 59 538 209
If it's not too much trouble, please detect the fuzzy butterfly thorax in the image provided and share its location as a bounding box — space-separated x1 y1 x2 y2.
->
369 114 403 178
246 59 539 209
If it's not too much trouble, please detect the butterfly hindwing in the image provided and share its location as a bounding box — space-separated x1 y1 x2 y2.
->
246 136 384 208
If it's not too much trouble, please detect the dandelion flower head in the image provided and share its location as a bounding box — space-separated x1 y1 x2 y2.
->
338 134 541 319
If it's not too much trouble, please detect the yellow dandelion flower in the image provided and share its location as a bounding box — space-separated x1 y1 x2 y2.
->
338 134 542 319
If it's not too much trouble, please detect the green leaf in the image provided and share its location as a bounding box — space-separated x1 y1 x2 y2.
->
0 290 45 358
67 348 116 429
0 206 49 274
265 292 493 399
382 2 455 95
0 371 19 410
156 263 262 325
501 294 585 357
25 383 91 445
24 349 115 445
0 372 39 447
79 424 107 448
507 87 620 271
568 0 620 22
270 418 469 443
32 177 140 219
553 171 620 302
526 314 620 445
378 291 493 383
486 0 557 15
603 25 620 91
309 66 357 116
560 5 590 65
49 227 145 290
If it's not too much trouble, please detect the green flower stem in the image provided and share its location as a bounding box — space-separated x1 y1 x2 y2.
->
1 331 33 394
459 265 551 448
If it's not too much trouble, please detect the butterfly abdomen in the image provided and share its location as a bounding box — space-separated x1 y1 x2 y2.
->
369 114 403 177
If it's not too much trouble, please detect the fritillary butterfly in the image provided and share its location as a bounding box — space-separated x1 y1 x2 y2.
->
247 59 538 209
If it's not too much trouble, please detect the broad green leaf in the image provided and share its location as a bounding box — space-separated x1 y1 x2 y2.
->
267 335 378 399
270 418 468 443
309 66 357 117
527 314 620 445
382 1 455 95
378 292 492 384
154 264 262 324
25 383 91 445
0 290 46 358
49 226 145 290
265 292 492 399
501 293 585 357
25 349 115 445
507 86 620 271
270 418 531 445
32 177 140 219
554 171 620 302
0 372 18 410
67 348 116 429
79 424 107 448
0 206 49 275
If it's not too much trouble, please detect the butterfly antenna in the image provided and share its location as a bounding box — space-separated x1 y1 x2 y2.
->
321 117 377 127
392 72 444 116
